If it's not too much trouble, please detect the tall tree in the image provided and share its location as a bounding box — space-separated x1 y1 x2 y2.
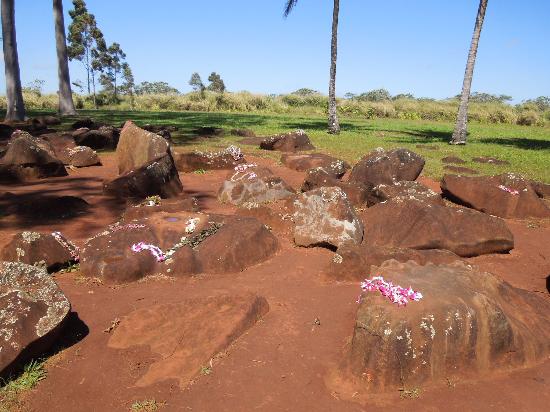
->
98 42 126 102
1 0 25 121
285 0 340 134
189 72 205 97
207 72 226 93
53 0 77 115
119 63 135 108
450 0 489 145
67 0 106 107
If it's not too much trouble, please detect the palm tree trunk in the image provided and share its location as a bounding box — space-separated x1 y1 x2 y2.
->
450 0 488 145
327 0 340 134
1 0 25 121
53 0 77 115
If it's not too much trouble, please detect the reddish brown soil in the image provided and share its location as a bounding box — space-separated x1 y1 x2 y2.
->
1 153 549 411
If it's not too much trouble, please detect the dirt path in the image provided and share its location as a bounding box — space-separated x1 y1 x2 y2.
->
1 152 549 411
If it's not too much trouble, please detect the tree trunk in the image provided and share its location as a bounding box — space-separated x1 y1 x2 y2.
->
53 0 77 115
327 0 340 134
1 0 25 121
450 0 488 145
91 70 97 109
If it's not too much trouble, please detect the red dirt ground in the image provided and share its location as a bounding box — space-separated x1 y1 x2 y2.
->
1 152 549 412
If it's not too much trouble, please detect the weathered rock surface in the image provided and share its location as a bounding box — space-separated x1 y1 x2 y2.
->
174 145 245 172
0 132 67 180
193 126 224 137
360 198 514 257
61 146 101 167
230 128 255 137
123 197 199 221
108 294 268 388
281 153 348 177
441 173 550 219
103 154 183 199
218 165 295 206
367 181 444 206
0 262 70 377
349 147 425 187
346 261 550 390
40 132 76 156
293 187 363 248
260 130 315 152
196 216 279 273
116 121 171 175
472 156 510 166
325 244 461 281
1 231 79 272
301 167 370 206
80 223 160 283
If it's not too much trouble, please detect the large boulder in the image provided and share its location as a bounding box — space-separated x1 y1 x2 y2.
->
367 180 444 206
174 145 245 172
61 146 101 167
301 167 370 206
1 231 79 272
74 126 119 150
80 223 160 283
40 132 76 156
218 165 295 206
325 244 461 281
0 262 70 378
530 180 550 199
108 294 268 388
32 115 61 128
349 148 425 187
293 186 363 248
123 196 199 221
260 130 315 152
103 154 183 199
361 198 514 257
281 153 348 177
196 216 279 273
0 132 67 180
441 173 550 219
346 261 550 390
116 121 171 175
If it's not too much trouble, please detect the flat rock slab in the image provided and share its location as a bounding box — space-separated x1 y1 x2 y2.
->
2 231 78 272
116 121 170 175
349 147 425 187
108 294 269 388
218 166 295 206
281 153 349 177
441 156 466 165
174 146 244 172
472 156 510 166
326 244 461 281
0 261 70 377
346 261 550 390
260 130 315 152
293 186 363 249
361 198 514 257
441 173 550 218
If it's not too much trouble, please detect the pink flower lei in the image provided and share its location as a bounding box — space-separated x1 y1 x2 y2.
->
497 185 519 195
358 276 423 307
51 231 80 262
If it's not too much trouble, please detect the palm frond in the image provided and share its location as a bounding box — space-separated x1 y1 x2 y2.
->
283 0 299 18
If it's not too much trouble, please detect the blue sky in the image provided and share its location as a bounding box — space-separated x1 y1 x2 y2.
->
6 0 550 102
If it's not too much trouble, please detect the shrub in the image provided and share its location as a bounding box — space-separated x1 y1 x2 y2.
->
516 111 540 126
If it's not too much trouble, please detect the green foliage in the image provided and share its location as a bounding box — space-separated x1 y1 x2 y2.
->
189 72 205 94
520 96 550 111
135 81 179 95
207 72 226 93
466 92 513 103
1 360 46 411
516 110 541 126
357 88 392 102
67 0 106 95
22 79 45 96
291 88 320 96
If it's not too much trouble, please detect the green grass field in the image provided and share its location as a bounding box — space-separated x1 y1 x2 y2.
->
38 109 550 183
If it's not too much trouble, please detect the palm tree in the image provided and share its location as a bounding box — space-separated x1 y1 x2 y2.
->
1 0 25 121
53 0 77 115
284 0 341 134
450 0 489 145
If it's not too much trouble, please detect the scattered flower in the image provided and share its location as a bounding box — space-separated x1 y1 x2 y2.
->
358 276 423 307
51 231 80 262
131 242 167 262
